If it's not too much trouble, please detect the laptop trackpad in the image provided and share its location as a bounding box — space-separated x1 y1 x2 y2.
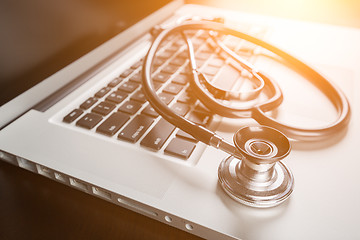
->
73 142 176 199
94 147 176 199
26 122 177 200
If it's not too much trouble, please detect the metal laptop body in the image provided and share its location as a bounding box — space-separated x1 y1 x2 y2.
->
1 1 360 239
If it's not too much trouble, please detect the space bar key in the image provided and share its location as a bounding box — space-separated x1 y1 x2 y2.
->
140 119 175 150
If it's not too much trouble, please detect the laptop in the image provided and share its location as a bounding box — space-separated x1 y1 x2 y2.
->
1 0 360 239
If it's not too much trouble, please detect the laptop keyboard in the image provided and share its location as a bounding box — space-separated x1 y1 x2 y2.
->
62 25 268 160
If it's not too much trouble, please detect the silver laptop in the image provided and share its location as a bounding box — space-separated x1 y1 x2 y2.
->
1 0 360 239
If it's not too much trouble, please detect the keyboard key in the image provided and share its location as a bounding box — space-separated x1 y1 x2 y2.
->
106 90 128 104
208 57 224 68
187 111 212 126
118 114 154 143
238 41 257 54
203 66 220 76
76 113 102 129
164 138 196 159
129 72 142 83
157 50 173 59
95 87 111 98
180 65 192 74
170 57 186 66
176 129 198 142
195 52 211 60
142 105 159 118
177 51 188 59
140 119 175 150
152 82 162 91
63 109 83 123
177 91 196 104
153 58 166 67
80 97 98 110
173 38 186 47
199 44 212 52
196 59 206 68
163 83 183 95
212 65 239 91
92 101 116 116
130 89 147 103
172 74 189 85
118 81 139 93
158 92 174 105
170 102 190 117
161 64 179 74
166 44 179 52
118 100 142 115
191 37 205 49
153 72 171 83
96 112 130 136
108 77 123 87
195 103 211 113
225 36 241 51
120 68 134 78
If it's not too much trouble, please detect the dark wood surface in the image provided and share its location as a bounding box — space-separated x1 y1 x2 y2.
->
0 161 203 240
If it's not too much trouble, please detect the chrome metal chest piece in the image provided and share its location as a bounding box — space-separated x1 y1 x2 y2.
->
218 126 293 208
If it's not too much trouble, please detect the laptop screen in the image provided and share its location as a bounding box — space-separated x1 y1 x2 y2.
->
0 0 172 106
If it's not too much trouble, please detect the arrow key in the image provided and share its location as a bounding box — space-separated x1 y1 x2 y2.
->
164 137 196 159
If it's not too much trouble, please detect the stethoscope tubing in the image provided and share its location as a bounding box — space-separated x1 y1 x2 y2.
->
142 20 351 143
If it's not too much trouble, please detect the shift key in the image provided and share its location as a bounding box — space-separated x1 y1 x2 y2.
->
141 119 175 150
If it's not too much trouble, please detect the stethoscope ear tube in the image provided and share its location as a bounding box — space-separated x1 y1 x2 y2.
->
250 75 351 142
184 21 351 141
142 32 218 146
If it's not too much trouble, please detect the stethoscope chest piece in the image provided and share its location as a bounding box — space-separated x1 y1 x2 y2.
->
218 126 294 208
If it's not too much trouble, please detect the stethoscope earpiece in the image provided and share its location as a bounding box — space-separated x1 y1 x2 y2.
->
218 126 294 208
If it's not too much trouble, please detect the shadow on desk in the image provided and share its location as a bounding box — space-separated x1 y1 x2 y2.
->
0 161 203 240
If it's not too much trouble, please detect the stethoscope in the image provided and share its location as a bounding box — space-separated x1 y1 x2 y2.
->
142 18 351 208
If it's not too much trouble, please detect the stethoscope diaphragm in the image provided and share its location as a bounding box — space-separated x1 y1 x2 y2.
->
218 126 293 208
